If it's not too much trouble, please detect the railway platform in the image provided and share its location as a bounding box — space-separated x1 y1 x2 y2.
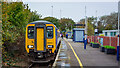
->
60 38 119 68
53 39 70 67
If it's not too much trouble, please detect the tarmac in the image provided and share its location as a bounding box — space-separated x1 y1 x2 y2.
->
63 38 119 68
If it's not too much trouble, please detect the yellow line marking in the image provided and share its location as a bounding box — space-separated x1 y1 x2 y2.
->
64 38 83 68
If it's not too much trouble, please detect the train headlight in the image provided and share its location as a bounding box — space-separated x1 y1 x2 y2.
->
28 45 34 48
48 45 53 48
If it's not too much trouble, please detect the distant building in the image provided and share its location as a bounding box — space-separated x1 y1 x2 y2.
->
73 28 85 42
102 30 120 37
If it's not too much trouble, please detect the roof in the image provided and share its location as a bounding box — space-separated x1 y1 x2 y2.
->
74 24 85 26
28 20 58 29
28 20 53 24
103 30 120 32
73 28 85 30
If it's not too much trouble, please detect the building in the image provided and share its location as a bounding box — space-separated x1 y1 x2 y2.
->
73 28 85 42
102 30 120 37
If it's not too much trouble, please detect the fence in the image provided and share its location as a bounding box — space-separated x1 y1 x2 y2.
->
87 36 120 51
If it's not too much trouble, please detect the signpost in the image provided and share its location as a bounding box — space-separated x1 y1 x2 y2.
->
117 1 120 61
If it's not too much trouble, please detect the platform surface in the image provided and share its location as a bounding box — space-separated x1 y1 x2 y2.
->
64 38 119 68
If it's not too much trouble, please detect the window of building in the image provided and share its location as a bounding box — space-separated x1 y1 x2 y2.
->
28 26 34 39
110 32 113 36
105 32 107 36
114 32 116 36
47 26 53 38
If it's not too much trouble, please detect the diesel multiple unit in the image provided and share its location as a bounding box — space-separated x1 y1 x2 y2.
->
25 20 60 59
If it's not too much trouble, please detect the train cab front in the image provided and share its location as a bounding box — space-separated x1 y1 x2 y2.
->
25 21 57 60
25 23 47 59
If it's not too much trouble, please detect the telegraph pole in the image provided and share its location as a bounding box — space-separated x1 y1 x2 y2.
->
85 6 87 35
84 6 87 49
94 10 98 43
117 1 120 61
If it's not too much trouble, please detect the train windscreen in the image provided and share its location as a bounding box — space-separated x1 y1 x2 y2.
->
47 26 53 38
28 26 34 39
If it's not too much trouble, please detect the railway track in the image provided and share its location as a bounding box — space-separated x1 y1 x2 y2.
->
28 61 53 68
28 56 55 68
28 40 61 68
28 47 60 68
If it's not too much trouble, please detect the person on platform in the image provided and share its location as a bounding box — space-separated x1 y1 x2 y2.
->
66 33 68 39
61 34 63 39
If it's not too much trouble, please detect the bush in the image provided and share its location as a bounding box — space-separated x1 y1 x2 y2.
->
90 42 98 44
100 45 104 47
99 34 104 36
104 45 115 49
90 42 94 43
2 2 41 66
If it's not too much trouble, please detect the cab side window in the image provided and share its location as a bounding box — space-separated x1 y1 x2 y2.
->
28 26 34 39
47 26 53 38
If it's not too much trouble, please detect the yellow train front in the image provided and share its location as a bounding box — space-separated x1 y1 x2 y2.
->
25 20 60 59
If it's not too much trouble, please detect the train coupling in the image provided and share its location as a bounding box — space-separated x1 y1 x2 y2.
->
37 53 43 58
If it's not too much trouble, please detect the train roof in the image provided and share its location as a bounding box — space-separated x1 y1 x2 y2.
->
28 20 53 24
28 20 58 29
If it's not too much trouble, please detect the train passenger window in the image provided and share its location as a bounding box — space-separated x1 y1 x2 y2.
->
28 26 34 39
47 26 53 38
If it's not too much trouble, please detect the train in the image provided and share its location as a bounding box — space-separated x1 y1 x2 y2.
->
25 20 60 60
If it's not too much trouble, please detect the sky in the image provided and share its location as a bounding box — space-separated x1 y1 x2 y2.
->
22 0 119 22
22 0 119 2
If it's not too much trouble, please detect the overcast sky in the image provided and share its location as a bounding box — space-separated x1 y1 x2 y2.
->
23 1 118 22
23 0 119 2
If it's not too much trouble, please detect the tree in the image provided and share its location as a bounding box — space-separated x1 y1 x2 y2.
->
96 21 104 33
59 18 75 31
99 12 118 30
29 11 42 22
2 2 42 66
79 16 95 35
105 24 113 30
2 2 41 43
43 17 59 28
87 22 94 36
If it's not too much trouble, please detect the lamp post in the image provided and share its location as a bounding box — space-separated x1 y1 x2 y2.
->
51 6 53 17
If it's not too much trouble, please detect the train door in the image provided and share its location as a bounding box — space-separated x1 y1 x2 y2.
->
35 24 46 52
37 28 44 51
